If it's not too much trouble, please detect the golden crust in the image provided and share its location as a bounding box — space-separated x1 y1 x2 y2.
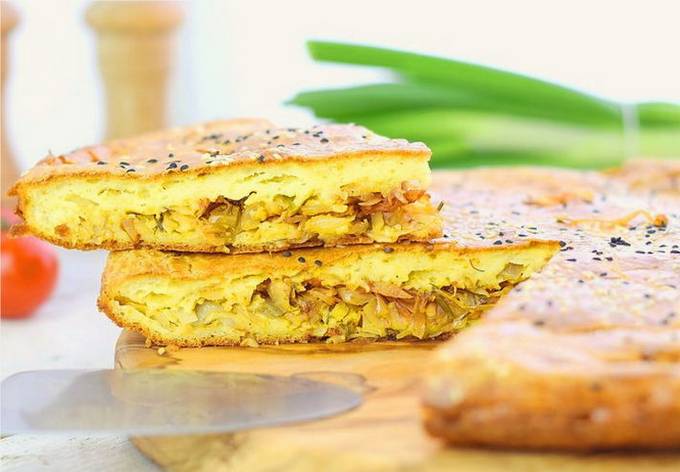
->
10 119 436 252
8 119 430 190
424 161 680 450
10 118 428 186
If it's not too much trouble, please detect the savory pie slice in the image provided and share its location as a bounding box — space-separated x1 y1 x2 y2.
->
423 163 680 450
98 240 558 347
10 119 441 253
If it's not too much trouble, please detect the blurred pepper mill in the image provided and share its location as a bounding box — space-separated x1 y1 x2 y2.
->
85 1 184 140
1 1 19 207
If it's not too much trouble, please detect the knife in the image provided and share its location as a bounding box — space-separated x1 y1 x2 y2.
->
1 369 362 436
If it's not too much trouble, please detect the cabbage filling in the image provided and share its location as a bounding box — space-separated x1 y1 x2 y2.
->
228 279 517 342
117 274 523 344
117 181 440 249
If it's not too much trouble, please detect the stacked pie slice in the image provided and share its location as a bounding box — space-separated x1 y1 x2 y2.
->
10 118 557 346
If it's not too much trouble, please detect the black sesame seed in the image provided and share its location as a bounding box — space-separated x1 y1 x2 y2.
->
297 256 306 263
168 153 174 158
320 138 329 143
126 168 135 173
282 251 292 257
96 161 107 165
314 260 322 267
559 240 567 247
257 154 265 162
147 158 158 163
119 161 130 166
566 258 577 262
180 164 189 171
610 236 631 247
166 162 178 170
493 240 502 245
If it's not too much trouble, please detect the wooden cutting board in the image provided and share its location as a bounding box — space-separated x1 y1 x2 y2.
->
115 331 679 471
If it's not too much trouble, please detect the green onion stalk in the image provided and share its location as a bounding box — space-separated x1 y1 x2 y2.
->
289 41 680 169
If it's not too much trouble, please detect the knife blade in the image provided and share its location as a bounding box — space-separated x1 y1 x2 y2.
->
1 369 362 436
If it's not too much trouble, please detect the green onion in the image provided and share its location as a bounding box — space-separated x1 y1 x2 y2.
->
290 41 680 168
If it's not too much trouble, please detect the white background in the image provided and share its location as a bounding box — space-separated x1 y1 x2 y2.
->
5 0 680 171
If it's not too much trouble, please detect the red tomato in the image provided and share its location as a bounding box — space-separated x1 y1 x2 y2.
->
1 208 59 318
